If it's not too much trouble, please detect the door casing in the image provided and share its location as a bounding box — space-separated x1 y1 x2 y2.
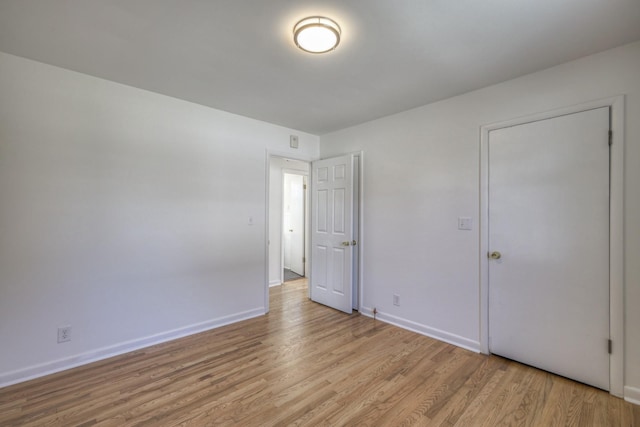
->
479 96 625 397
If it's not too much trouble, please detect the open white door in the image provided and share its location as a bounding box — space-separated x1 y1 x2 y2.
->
310 155 354 313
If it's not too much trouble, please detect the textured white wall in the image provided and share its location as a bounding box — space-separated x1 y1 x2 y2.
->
320 41 640 397
0 52 319 385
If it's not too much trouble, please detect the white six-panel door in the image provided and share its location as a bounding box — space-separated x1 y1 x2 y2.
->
311 155 353 313
488 107 610 390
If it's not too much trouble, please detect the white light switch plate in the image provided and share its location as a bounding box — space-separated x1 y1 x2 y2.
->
458 217 473 231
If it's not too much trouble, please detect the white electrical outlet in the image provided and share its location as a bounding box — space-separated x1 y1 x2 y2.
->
58 326 71 343
393 294 400 306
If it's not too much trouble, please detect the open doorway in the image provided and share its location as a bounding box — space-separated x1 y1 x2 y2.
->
268 156 309 287
266 152 363 315
283 172 307 282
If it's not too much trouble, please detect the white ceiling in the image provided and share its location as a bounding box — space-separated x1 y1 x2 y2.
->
1 1 639 135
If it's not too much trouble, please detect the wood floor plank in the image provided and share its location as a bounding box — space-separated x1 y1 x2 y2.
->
0 278 636 426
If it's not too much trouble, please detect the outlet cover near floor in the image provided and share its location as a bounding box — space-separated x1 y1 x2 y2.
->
57 326 71 343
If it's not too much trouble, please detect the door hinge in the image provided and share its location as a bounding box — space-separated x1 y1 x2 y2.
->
608 339 612 354
608 130 613 146
303 257 306 263
303 184 307 190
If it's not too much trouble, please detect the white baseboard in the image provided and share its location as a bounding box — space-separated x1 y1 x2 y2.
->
359 306 481 353
0 308 265 388
269 280 282 287
625 385 640 405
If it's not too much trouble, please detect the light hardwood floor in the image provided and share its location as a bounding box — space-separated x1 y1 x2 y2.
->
1 278 638 426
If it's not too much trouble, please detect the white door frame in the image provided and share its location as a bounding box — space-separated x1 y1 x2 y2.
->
479 96 625 397
265 151 314 313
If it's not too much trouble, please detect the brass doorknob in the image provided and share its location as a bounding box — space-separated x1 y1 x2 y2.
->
341 241 350 246
489 251 502 260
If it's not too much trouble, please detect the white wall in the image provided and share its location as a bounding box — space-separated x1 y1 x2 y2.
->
320 41 640 399
268 158 309 285
0 52 319 386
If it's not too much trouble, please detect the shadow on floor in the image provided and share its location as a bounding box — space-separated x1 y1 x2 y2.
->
283 269 304 282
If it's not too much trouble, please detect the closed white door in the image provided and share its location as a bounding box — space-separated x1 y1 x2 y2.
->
488 107 610 390
311 155 353 313
283 173 305 276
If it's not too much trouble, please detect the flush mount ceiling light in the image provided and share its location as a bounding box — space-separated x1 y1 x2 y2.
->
293 16 341 54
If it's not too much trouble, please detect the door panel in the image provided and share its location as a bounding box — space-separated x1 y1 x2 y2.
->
315 246 327 289
311 155 353 313
333 189 345 233
488 107 610 390
331 247 345 294
317 190 328 232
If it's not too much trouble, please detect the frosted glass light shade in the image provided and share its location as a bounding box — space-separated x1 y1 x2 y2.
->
293 16 341 54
